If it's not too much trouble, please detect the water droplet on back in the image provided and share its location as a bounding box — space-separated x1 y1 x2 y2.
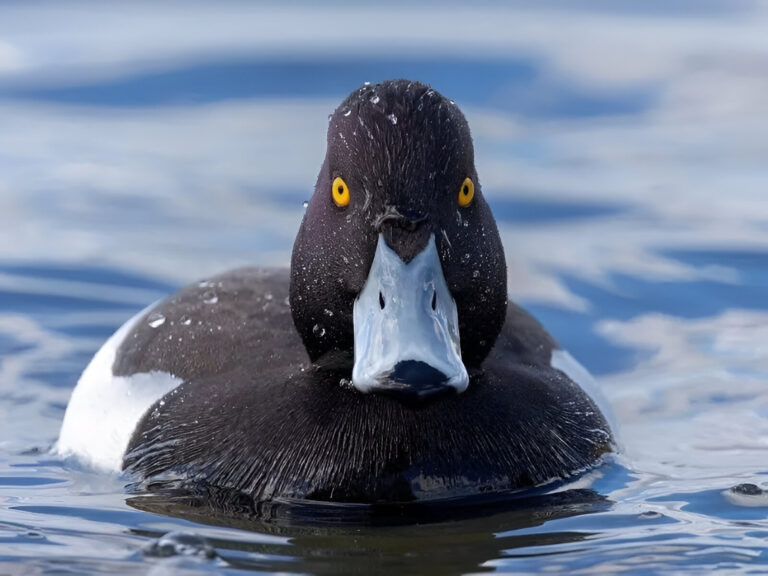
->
180 315 192 326
147 312 166 328
387 113 398 125
202 291 218 304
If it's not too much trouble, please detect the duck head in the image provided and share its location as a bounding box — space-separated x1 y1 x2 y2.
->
290 80 507 402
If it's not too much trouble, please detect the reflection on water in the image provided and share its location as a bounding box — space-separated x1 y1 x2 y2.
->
1 1 768 573
126 485 610 575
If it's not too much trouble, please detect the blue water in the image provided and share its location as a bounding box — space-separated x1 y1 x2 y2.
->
2 2 768 573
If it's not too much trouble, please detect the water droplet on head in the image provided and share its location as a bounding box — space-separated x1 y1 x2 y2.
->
312 324 326 337
461 253 471 264
202 291 218 304
472 269 480 278
180 315 192 326
264 292 273 301
147 312 166 328
302 200 309 209
343 108 352 117
198 280 211 288
370 95 380 104
387 113 397 125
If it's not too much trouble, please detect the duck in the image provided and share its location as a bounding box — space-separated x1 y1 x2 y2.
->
56 79 613 506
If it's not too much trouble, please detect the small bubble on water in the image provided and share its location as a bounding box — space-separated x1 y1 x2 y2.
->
730 483 764 495
639 511 662 520
202 291 218 304
147 312 166 328
143 531 216 559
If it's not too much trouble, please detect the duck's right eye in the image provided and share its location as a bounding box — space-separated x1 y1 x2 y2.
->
332 177 350 207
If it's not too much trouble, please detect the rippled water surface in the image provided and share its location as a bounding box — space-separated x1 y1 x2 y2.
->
2 1 768 573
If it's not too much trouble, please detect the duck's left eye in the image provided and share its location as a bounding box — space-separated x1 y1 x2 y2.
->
332 176 350 207
458 177 474 207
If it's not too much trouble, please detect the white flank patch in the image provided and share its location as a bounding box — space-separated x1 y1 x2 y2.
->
550 349 620 447
55 306 183 472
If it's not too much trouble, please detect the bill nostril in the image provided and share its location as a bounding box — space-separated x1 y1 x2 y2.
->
431 290 437 311
379 292 385 310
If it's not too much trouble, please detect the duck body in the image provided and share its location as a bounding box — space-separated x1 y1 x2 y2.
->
57 80 613 507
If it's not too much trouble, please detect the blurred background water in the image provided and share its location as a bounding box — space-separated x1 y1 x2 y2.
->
1 1 768 573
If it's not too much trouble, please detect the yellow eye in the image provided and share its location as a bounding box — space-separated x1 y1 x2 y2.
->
458 177 474 207
332 176 350 207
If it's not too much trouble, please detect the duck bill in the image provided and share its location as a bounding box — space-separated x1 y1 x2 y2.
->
352 233 469 400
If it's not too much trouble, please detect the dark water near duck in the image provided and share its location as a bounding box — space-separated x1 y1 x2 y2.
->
2 2 768 574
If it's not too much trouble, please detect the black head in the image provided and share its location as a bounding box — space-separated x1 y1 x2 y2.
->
290 79 507 369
